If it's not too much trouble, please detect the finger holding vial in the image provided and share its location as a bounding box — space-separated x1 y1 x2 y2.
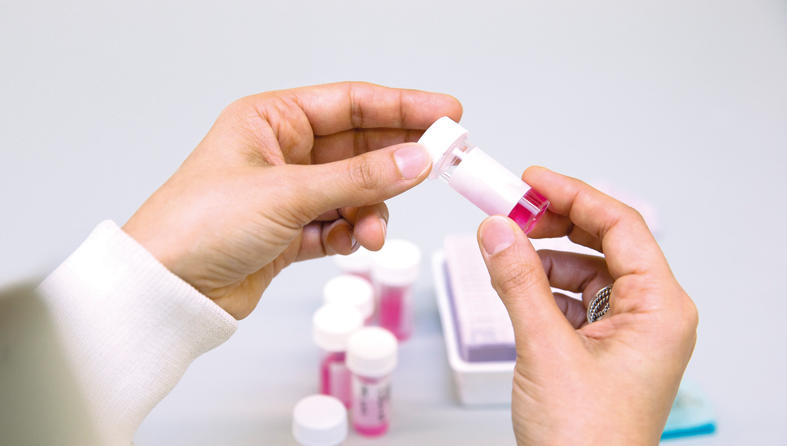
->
476 167 699 446
522 166 669 279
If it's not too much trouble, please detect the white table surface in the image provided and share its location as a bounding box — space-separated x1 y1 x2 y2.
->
2 0 785 444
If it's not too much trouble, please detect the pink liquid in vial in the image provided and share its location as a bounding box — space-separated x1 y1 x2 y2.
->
378 284 412 341
320 351 352 407
507 188 549 234
351 374 391 436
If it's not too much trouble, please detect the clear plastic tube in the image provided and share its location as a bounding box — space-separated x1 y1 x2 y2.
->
419 117 549 233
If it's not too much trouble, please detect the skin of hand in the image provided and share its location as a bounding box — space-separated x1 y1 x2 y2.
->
123 82 462 319
476 167 698 446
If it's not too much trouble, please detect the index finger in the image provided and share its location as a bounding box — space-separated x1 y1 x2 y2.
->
524 166 670 279
276 81 463 135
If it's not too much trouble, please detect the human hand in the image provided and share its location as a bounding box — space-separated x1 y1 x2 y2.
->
123 82 461 319
476 167 698 445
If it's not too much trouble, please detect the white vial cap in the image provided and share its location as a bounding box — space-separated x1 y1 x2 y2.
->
292 394 348 446
417 116 469 179
312 303 364 352
346 327 398 378
323 275 375 320
371 239 421 286
332 247 374 274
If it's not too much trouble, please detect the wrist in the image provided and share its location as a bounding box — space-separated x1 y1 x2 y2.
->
122 216 189 284
518 429 657 446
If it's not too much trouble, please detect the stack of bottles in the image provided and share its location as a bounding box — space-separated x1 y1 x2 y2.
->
332 241 422 340
292 239 421 444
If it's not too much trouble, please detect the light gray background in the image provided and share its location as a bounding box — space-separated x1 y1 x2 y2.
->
2 0 786 444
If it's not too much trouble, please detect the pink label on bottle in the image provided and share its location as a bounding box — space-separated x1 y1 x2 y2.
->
378 284 412 341
321 352 351 407
329 361 351 407
351 375 391 435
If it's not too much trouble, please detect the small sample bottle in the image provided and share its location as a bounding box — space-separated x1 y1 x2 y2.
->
323 275 375 325
313 304 364 407
292 394 348 446
418 117 550 233
346 327 398 437
372 239 421 341
333 247 374 281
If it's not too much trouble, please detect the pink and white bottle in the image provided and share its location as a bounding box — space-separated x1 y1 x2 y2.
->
372 239 421 341
418 117 550 233
313 304 363 408
333 247 374 282
346 327 398 437
323 275 375 325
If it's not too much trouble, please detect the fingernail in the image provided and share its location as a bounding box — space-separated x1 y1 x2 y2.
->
379 218 387 239
393 144 431 179
328 225 354 253
480 216 515 256
350 235 360 252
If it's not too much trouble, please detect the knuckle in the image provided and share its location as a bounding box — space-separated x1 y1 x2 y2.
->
587 184 649 233
608 202 648 234
623 204 646 226
217 97 263 131
347 157 382 191
682 296 699 332
221 97 253 119
663 295 699 348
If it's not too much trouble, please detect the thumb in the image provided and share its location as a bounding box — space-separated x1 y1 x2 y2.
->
285 143 432 221
477 216 574 350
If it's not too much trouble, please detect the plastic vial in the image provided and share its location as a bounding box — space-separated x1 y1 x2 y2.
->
313 304 364 407
418 117 550 233
346 327 398 437
333 247 374 281
323 275 375 325
292 394 348 446
371 239 421 341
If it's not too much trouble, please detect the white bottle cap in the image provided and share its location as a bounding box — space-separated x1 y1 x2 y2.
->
292 394 348 446
332 247 374 275
312 303 364 352
417 117 470 179
323 275 375 320
371 239 421 286
346 327 398 378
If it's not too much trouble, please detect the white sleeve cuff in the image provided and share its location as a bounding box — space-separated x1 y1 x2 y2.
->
37 220 238 445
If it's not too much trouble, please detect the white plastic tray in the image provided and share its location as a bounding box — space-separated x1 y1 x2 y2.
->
431 251 515 406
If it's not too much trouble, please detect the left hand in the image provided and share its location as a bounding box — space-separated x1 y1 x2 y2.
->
123 82 462 318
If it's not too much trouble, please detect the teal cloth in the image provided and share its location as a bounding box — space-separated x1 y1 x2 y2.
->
661 380 716 440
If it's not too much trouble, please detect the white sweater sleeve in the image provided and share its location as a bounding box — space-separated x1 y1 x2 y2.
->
36 220 238 445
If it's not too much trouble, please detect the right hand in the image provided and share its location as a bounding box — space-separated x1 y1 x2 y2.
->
476 167 698 445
